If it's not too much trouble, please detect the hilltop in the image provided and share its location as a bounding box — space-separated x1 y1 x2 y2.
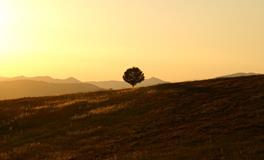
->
0 75 263 159
217 72 261 78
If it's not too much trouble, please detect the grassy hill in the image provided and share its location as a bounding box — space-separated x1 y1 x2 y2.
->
0 76 263 160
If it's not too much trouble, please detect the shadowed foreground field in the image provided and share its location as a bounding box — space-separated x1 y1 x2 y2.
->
0 76 264 160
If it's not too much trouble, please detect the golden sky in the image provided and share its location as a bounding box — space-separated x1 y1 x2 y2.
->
0 0 263 81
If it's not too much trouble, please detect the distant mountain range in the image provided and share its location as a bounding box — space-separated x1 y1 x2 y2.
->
0 76 81 84
1 72 260 100
0 73 260 99
0 76 167 100
88 77 167 90
0 80 101 100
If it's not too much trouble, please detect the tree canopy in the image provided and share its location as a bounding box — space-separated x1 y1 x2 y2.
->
123 67 145 88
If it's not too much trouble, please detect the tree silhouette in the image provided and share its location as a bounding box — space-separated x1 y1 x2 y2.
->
123 67 145 88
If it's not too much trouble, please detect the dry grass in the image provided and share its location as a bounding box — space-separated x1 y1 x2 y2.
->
0 75 263 159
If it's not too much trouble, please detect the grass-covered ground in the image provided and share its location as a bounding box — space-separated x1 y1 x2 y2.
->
0 75 264 160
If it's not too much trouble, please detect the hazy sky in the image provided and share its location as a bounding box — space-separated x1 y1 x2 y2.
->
0 0 263 81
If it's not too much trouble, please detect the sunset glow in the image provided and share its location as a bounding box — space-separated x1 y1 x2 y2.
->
0 0 263 81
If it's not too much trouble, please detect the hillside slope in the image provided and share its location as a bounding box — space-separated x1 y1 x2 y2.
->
217 72 261 78
0 76 263 159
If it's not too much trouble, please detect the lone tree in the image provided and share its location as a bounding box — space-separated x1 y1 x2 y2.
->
123 67 145 88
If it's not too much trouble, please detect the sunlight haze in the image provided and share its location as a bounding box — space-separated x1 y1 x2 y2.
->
0 0 263 81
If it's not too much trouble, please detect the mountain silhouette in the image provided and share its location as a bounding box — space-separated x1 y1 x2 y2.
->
0 76 81 84
89 77 167 89
0 76 166 99
0 80 102 100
